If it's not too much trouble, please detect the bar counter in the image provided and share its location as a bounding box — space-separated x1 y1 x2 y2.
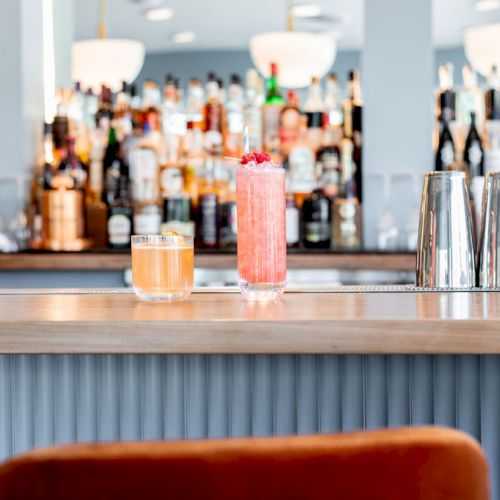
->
1 288 500 498
0 287 498 354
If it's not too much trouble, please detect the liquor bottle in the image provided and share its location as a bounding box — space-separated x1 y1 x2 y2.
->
114 81 133 141
323 72 343 134
457 66 484 135
343 71 355 139
52 115 69 163
464 112 484 179
95 85 114 127
219 194 238 249
286 192 300 248
437 63 456 124
287 115 316 207
435 111 456 171
129 84 143 131
107 175 133 249
185 78 205 130
196 157 219 249
223 74 245 158
142 80 161 132
279 91 302 156
301 186 331 249
316 119 341 199
183 121 205 206
263 62 284 157
161 74 186 166
244 69 264 152
41 122 54 190
204 78 224 155
57 136 88 191
162 195 195 237
332 138 362 250
485 65 500 173
102 127 128 206
304 77 324 153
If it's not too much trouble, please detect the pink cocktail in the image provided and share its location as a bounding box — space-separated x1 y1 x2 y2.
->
237 152 286 301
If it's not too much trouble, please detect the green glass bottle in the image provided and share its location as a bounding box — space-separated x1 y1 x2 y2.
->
265 63 284 105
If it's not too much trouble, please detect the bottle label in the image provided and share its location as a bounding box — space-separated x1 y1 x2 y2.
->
108 214 131 245
263 105 282 153
161 221 195 237
440 141 455 167
200 196 218 245
468 141 483 168
133 213 161 235
304 222 330 244
161 167 184 197
286 206 300 244
289 147 316 193
244 108 263 151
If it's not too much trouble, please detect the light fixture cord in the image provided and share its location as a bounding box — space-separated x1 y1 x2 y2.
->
287 0 295 32
98 0 106 38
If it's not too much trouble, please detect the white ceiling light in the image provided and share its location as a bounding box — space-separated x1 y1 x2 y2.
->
292 4 322 18
145 6 173 21
464 22 500 77
171 31 196 44
249 1 336 88
72 0 145 93
474 0 500 11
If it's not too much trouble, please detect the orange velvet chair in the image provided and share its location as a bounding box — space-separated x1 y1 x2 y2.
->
0 427 489 500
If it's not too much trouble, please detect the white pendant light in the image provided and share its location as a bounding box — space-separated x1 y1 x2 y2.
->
72 0 145 93
464 22 500 77
249 0 336 89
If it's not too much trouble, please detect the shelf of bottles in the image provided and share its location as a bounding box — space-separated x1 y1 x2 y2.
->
33 63 363 252
434 63 500 225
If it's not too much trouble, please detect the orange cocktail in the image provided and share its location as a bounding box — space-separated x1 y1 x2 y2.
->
131 234 194 302
237 152 286 301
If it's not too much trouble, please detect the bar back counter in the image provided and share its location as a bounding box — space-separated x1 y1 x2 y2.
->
0 288 499 497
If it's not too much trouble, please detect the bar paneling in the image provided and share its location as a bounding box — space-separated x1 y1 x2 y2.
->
0 354 496 497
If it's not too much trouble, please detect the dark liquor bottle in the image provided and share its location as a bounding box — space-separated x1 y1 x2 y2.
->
102 127 128 206
41 122 54 190
286 193 300 248
57 136 87 191
464 112 484 178
219 198 237 249
301 187 331 249
107 175 133 249
95 85 114 126
196 159 219 249
435 112 455 171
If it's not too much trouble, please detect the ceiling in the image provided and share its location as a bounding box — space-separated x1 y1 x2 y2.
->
74 0 500 53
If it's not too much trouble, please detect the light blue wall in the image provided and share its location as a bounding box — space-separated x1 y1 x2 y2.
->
135 49 361 93
136 46 473 92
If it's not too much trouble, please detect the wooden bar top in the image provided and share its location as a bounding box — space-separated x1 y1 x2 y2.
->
0 288 499 354
0 252 415 271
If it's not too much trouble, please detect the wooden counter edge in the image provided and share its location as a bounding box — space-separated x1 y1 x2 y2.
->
0 252 416 271
0 318 497 354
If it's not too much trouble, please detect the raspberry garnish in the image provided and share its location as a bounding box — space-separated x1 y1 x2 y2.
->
241 151 271 165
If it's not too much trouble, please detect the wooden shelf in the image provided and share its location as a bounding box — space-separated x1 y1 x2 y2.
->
0 252 415 271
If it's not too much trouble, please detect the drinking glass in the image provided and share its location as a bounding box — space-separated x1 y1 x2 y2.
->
237 162 286 301
131 234 194 302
